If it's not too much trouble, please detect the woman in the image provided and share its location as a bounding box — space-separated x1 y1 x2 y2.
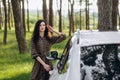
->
30 19 66 80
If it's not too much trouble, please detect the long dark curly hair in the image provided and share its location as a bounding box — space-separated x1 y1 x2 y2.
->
31 19 50 45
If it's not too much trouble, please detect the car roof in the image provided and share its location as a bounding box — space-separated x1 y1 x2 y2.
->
72 30 120 47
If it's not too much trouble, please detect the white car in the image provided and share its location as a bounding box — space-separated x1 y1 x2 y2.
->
48 30 120 80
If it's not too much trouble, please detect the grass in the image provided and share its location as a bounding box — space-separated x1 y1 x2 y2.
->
0 29 69 80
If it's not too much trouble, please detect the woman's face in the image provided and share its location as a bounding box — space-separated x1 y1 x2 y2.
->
39 22 46 32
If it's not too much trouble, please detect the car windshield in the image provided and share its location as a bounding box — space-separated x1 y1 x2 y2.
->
81 44 120 80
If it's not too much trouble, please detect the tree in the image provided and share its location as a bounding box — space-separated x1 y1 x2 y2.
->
27 0 30 32
49 0 53 26
21 0 26 36
11 0 28 53
2 0 7 44
37 8 39 20
42 0 48 23
68 0 74 36
85 0 89 30
0 1 2 30
58 0 62 32
97 0 119 79
98 0 112 31
112 0 118 30
8 0 11 30
80 0 82 30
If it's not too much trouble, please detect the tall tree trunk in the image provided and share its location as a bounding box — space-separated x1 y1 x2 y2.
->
98 0 112 31
93 12 95 29
37 8 39 20
11 0 28 53
8 0 11 30
22 0 26 36
98 0 119 79
11 8 14 28
80 0 82 30
59 0 62 32
68 0 74 36
42 0 48 23
68 0 71 36
85 0 89 30
0 1 2 30
2 0 7 44
112 0 118 30
27 0 30 32
71 0 74 33
49 0 53 26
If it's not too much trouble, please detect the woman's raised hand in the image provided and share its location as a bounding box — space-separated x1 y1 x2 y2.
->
47 25 54 32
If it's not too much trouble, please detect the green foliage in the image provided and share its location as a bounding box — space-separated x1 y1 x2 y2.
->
0 30 32 80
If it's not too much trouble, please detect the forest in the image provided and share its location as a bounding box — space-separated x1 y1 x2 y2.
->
0 0 120 80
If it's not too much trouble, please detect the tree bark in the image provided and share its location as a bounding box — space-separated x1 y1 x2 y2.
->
85 0 89 30
42 0 48 23
98 0 119 79
68 0 74 36
68 0 71 36
97 0 112 31
8 0 11 30
37 8 39 20
0 1 2 30
71 0 74 33
11 0 28 53
112 0 118 30
49 0 53 26
27 0 30 32
22 0 26 36
80 0 82 30
2 0 7 44
59 0 62 32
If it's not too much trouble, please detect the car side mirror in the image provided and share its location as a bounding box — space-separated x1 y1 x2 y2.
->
46 51 60 60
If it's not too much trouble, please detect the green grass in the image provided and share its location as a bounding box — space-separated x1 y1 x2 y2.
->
0 29 69 80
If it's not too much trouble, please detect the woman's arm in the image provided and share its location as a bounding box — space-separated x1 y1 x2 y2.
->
47 25 66 44
36 56 51 72
47 25 62 35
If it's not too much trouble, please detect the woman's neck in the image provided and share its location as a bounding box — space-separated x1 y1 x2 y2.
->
39 32 44 38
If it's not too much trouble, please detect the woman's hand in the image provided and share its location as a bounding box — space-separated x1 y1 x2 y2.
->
47 25 54 32
43 63 51 72
47 25 62 35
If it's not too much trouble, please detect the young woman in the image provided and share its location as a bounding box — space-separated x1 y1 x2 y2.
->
30 19 66 80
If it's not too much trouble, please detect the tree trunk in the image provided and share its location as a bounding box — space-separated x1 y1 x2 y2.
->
93 12 95 29
68 0 74 36
71 0 74 33
98 0 119 79
11 0 28 53
22 0 26 36
80 0 82 30
2 0 7 44
27 0 30 32
0 1 2 30
85 0 89 30
49 0 53 26
98 0 112 31
42 0 48 23
68 0 71 36
112 0 118 30
37 8 39 20
59 0 62 32
10 8 14 28
8 0 11 30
